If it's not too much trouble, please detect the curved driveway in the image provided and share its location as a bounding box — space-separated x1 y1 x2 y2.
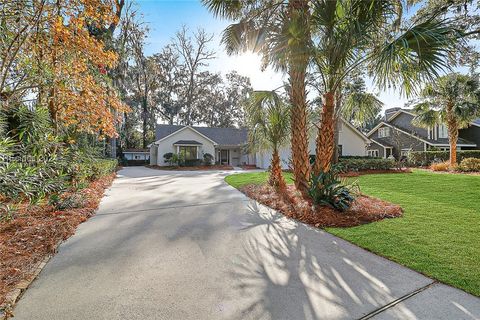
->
12 167 480 319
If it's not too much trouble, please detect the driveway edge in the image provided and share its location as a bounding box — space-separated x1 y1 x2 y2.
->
0 241 61 320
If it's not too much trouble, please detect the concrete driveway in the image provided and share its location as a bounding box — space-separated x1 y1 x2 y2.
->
12 166 480 319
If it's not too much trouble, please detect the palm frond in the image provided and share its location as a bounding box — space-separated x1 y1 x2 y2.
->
412 102 440 128
246 90 290 153
342 92 383 127
201 0 243 19
372 18 459 96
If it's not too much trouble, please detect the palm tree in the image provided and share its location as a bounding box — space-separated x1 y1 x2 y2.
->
202 0 312 197
413 73 480 165
247 91 290 191
310 0 458 174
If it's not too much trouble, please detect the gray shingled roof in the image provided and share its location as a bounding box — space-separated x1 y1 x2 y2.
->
155 124 248 146
173 140 202 145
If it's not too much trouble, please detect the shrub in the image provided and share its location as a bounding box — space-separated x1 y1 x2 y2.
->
183 159 202 167
408 150 480 166
337 158 395 172
458 157 480 172
163 152 173 164
203 153 214 165
308 166 358 211
339 155 380 159
430 161 450 172
91 159 117 179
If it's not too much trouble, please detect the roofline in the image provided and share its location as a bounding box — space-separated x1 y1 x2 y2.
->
340 118 371 143
368 121 477 147
368 121 433 145
370 138 392 149
470 121 480 128
154 126 218 145
386 109 416 122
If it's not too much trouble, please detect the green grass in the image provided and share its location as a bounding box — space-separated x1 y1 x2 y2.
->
225 171 294 189
225 170 480 296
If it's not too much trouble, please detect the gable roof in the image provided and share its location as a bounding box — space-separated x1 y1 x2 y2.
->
340 118 371 143
367 121 477 147
154 124 248 146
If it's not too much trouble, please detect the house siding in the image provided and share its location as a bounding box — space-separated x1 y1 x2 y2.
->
369 124 424 159
459 125 480 148
153 128 216 165
390 112 429 137
257 119 369 169
367 141 385 158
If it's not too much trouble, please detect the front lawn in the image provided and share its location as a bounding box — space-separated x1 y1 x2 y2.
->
225 170 480 296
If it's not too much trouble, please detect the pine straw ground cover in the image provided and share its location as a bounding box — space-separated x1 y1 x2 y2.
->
0 173 115 308
241 184 403 228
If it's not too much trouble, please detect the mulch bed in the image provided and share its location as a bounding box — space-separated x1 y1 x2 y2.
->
147 164 234 171
241 184 403 228
0 173 116 309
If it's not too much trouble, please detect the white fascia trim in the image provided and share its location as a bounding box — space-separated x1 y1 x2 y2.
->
429 143 477 147
367 121 390 137
373 122 432 145
340 118 371 143
470 122 480 128
154 126 218 146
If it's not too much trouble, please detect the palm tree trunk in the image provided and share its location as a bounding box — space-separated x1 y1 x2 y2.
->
269 149 286 192
314 92 336 174
288 0 310 198
446 102 458 165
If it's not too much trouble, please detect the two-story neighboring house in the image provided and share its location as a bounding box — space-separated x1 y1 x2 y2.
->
366 108 480 159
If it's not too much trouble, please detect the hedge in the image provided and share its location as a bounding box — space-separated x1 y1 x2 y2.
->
408 150 480 166
458 158 480 172
337 158 395 172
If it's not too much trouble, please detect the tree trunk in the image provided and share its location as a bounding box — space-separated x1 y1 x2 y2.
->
314 92 336 174
142 97 148 149
269 149 286 192
446 102 458 166
288 0 310 198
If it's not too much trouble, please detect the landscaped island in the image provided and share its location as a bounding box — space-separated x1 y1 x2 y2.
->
225 170 480 297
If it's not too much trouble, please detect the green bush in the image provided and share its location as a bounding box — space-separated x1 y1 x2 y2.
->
203 153 213 165
91 159 117 179
339 155 380 159
408 150 480 166
182 159 202 167
458 157 480 172
308 166 358 211
337 158 395 172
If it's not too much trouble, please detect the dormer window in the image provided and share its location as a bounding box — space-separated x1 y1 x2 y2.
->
378 127 391 138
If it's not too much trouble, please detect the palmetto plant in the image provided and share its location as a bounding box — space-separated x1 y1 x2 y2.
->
247 91 290 190
413 73 480 165
310 0 459 174
202 0 312 197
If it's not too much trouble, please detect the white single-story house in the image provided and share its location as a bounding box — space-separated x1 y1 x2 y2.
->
149 125 255 166
123 149 150 161
149 119 370 168
256 118 372 169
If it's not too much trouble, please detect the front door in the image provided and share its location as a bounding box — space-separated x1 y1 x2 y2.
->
220 149 229 165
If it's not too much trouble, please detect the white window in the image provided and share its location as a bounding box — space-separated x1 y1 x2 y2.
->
367 150 379 157
378 127 390 138
438 124 448 138
400 149 411 157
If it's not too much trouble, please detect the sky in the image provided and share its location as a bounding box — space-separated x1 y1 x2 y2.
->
135 0 411 112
